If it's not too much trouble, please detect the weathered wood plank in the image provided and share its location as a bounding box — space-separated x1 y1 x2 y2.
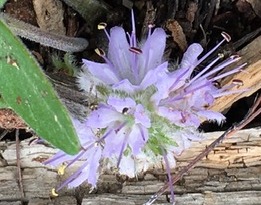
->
1 128 261 204
81 191 261 205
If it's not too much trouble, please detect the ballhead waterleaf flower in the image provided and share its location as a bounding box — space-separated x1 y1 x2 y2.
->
86 96 150 158
44 10 246 197
44 119 102 189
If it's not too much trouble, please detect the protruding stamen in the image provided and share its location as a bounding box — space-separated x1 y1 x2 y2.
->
197 56 242 82
232 79 244 86
218 53 225 59
56 160 91 192
169 68 190 91
80 145 87 151
97 22 110 40
164 81 212 105
148 24 154 37
117 134 129 168
43 152 66 165
212 81 221 88
196 32 232 67
230 54 241 60
189 56 221 84
221 31 231 42
95 48 105 56
89 186 95 194
162 151 175 204
131 10 136 36
129 47 142 54
112 166 119 173
94 49 120 80
131 9 137 47
213 88 249 98
97 22 107 30
51 188 59 197
58 163 67 175
66 142 97 168
181 112 186 123
90 102 98 110
211 63 246 81
28 137 41 145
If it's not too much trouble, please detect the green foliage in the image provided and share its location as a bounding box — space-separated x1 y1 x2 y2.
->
0 95 7 108
147 129 178 156
52 53 79 76
0 20 80 155
0 0 7 8
147 116 179 156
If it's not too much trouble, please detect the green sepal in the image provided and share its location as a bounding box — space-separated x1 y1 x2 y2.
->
147 115 179 156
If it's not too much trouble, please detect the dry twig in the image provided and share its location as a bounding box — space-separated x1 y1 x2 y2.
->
15 130 25 200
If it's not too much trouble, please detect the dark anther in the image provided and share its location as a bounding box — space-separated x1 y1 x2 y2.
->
129 47 142 54
221 31 231 42
97 22 107 30
122 107 129 114
212 81 221 88
95 48 105 56
90 103 98 110
232 79 244 86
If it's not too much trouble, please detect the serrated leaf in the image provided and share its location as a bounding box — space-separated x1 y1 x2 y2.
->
0 20 80 155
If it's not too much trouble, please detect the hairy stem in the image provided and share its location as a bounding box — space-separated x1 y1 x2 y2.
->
0 13 88 52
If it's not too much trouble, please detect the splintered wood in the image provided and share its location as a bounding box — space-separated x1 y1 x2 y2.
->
211 35 261 112
33 0 66 35
1 128 261 204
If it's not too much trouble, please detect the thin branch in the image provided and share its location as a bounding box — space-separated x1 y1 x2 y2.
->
0 129 9 140
15 129 25 199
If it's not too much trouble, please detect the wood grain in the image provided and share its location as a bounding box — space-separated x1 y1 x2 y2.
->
1 128 261 204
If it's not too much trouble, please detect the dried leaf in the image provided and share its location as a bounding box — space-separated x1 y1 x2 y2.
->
33 0 66 35
166 19 188 52
236 0 257 21
186 1 198 23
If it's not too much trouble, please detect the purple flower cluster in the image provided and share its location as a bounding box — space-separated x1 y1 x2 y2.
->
44 11 245 195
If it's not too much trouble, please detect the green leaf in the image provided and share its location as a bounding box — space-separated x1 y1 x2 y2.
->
0 20 80 155
0 0 7 8
0 96 7 108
